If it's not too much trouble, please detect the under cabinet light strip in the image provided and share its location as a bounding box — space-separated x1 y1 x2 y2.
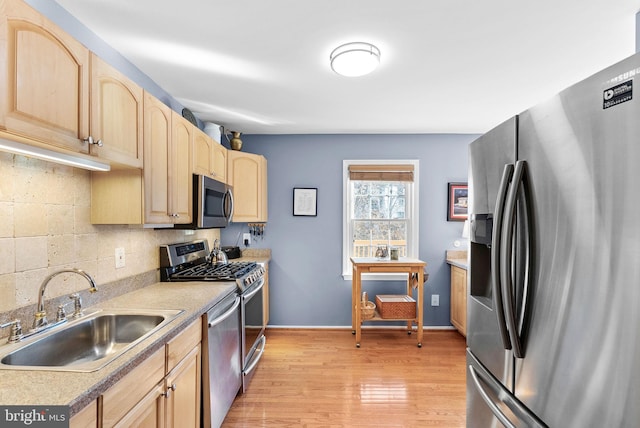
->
0 138 111 171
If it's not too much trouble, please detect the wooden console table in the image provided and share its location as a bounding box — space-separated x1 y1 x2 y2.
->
350 257 427 348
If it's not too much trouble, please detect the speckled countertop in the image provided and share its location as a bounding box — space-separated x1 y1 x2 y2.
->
446 250 469 270
0 280 236 415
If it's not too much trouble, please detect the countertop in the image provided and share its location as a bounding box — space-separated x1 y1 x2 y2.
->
445 250 468 270
0 280 236 415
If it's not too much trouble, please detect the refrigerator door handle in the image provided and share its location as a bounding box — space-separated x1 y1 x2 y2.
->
468 364 517 428
500 160 527 358
491 163 514 350
469 363 548 428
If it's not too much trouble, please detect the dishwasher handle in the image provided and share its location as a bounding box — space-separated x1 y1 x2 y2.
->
207 295 241 328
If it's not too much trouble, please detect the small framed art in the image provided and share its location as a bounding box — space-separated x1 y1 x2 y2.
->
447 182 468 221
293 187 318 216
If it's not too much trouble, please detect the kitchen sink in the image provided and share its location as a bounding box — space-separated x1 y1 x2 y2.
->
0 308 183 372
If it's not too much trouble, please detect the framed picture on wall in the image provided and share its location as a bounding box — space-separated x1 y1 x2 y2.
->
447 182 468 221
293 187 318 216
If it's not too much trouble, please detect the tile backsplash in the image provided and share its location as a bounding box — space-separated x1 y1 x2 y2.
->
0 151 218 313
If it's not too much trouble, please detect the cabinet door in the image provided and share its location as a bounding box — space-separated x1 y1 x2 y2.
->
69 399 97 428
192 128 214 176
0 0 89 151
143 92 171 224
260 155 268 221
228 151 267 222
165 345 201 428
113 382 165 428
90 54 143 168
171 112 192 223
102 347 165 427
211 140 227 183
450 266 467 336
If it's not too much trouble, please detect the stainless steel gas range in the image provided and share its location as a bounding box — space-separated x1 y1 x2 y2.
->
160 240 266 427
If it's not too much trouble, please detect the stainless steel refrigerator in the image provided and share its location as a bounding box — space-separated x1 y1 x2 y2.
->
467 52 640 427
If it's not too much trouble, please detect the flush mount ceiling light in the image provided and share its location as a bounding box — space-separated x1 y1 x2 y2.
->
330 42 381 77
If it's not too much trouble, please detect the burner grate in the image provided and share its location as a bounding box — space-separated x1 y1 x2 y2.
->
171 261 257 281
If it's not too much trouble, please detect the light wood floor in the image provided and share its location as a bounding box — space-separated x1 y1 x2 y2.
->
223 328 467 427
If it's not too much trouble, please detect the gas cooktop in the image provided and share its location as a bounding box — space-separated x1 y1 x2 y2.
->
159 240 265 292
169 261 257 281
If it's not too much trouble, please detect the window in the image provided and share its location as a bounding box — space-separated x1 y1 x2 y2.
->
342 160 419 279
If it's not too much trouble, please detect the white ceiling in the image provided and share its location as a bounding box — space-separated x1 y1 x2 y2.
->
55 0 640 135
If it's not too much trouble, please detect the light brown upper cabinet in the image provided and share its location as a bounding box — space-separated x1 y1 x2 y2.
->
192 129 215 177
192 127 227 182
169 110 193 224
143 93 192 225
227 150 267 222
0 0 90 152
90 54 143 168
0 0 143 168
211 138 227 183
91 92 192 225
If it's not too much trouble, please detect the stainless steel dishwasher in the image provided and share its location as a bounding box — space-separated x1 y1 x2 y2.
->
202 290 242 428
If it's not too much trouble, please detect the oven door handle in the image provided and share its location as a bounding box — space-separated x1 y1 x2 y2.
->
207 295 241 328
242 277 264 301
243 335 266 376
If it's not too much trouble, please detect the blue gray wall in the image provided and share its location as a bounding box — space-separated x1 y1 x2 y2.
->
28 0 478 328
221 134 476 327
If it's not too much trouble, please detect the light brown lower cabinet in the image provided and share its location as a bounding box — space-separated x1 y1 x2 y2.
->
112 381 165 428
69 399 98 428
165 346 201 427
450 265 468 336
100 318 202 428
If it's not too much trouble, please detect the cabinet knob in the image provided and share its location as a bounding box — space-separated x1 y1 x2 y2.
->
83 136 103 147
162 384 177 398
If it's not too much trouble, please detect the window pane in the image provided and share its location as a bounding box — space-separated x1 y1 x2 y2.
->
353 220 373 240
390 221 407 257
353 196 370 219
390 195 405 219
353 182 369 195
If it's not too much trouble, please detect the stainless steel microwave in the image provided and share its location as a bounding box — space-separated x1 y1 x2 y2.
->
176 175 233 229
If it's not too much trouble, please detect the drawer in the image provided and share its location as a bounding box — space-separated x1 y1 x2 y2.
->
166 319 202 373
101 347 165 427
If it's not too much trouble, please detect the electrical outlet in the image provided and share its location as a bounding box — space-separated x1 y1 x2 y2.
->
243 232 251 246
431 294 440 306
115 247 125 269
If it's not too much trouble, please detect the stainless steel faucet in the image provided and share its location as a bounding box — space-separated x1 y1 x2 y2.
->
33 268 98 330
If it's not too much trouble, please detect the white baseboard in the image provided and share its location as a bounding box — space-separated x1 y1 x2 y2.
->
266 324 456 331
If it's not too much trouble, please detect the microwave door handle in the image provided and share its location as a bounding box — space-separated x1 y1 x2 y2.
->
492 163 514 350
224 189 234 222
